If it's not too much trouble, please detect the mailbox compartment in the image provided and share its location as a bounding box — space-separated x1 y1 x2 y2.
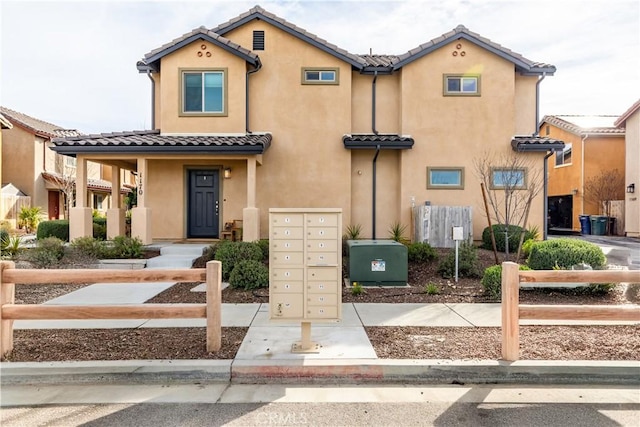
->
347 239 408 286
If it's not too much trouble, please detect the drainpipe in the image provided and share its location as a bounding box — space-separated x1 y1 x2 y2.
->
581 134 588 214
372 70 378 135
146 70 155 130
372 144 381 239
543 151 553 240
534 72 546 135
246 61 262 133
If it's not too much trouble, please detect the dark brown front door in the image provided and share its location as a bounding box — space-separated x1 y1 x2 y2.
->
187 170 220 238
48 191 60 220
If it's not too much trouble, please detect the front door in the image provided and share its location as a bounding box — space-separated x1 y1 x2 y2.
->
188 170 220 238
48 191 59 220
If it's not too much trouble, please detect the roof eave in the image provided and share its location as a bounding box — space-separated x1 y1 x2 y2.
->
51 145 269 156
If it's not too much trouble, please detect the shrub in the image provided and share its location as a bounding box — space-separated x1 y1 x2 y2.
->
229 259 269 290
527 238 606 270
71 236 105 258
18 206 43 233
407 242 437 263
93 222 107 240
481 224 533 253
256 239 269 261
214 241 263 281
37 220 70 241
437 242 481 279
481 264 531 299
521 238 536 258
26 237 65 268
343 224 362 240
1 233 22 259
388 222 409 245
109 236 144 259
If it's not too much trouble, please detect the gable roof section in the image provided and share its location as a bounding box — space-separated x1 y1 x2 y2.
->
138 26 260 72
393 25 555 75
542 115 624 136
511 135 565 152
211 5 367 69
51 129 272 155
614 99 640 127
0 106 80 138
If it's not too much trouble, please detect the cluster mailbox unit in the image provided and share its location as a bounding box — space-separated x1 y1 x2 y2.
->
269 208 342 353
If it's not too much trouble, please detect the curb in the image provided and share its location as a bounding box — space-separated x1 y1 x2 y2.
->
2 359 639 386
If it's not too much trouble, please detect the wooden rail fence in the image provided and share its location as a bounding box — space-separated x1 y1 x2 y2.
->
0 260 222 358
501 262 640 361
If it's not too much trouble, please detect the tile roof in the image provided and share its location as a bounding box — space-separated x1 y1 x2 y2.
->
0 106 81 138
51 129 272 155
210 5 367 68
0 113 12 129
42 171 131 194
359 55 399 68
541 115 625 136
511 135 565 152
614 99 640 127
393 25 555 74
343 134 414 149
139 26 259 71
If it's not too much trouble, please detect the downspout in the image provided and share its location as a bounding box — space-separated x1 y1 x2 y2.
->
372 144 381 239
534 72 546 135
543 151 553 240
372 70 378 135
146 70 155 130
581 134 588 214
246 61 262 133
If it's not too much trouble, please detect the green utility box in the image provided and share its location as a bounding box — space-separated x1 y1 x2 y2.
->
347 240 408 286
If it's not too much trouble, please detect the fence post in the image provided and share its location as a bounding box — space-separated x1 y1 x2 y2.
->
205 260 222 352
501 261 520 361
1 261 16 357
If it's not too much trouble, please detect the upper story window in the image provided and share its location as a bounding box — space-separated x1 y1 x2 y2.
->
181 69 227 116
302 67 339 85
253 31 265 51
555 143 572 166
491 168 527 190
427 167 464 189
444 74 480 96
64 155 76 169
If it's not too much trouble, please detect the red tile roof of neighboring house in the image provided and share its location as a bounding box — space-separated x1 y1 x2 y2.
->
0 106 81 138
41 171 131 194
541 115 625 136
614 99 640 127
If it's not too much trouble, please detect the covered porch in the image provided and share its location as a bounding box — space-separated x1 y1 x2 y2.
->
51 130 272 244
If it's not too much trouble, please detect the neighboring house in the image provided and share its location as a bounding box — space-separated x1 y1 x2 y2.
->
541 115 625 234
0 107 132 227
51 6 562 244
615 100 640 238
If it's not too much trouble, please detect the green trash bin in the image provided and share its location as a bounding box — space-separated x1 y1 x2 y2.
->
590 215 607 236
347 240 408 286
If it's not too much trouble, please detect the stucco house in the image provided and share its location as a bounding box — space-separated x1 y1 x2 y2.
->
541 115 625 234
0 107 132 228
614 100 640 238
51 6 562 244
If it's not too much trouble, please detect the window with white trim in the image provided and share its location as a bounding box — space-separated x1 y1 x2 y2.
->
302 68 339 85
444 74 480 95
181 70 226 115
491 168 527 189
427 167 464 189
555 143 572 166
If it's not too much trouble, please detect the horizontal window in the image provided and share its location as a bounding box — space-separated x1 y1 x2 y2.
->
427 167 464 189
302 67 339 85
555 143 572 166
180 69 227 116
444 74 480 96
491 168 527 189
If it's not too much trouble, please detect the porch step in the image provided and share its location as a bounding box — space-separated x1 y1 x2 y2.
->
146 255 200 269
158 244 208 257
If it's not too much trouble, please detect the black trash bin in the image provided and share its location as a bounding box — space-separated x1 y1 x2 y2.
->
607 217 616 235
578 215 591 235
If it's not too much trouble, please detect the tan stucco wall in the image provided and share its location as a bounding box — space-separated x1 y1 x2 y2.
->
2 125 37 199
546 122 625 230
624 110 639 236
514 74 538 135
351 73 400 134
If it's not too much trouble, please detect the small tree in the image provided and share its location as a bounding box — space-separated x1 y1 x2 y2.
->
474 151 543 260
584 169 625 224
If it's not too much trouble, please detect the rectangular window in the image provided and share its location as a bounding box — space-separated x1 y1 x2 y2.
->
93 194 103 210
427 167 464 189
64 156 76 168
444 74 480 96
253 30 265 50
555 143 572 166
181 69 226 115
491 168 527 189
302 67 339 85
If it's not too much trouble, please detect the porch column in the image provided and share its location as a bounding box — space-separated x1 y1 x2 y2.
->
69 156 92 241
242 157 259 241
106 165 125 239
131 157 152 244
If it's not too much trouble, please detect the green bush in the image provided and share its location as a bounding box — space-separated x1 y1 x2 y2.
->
229 259 269 290
18 206 43 233
256 239 269 261
481 224 533 253
527 238 606 270
0 229 8 242
437 242 481 279
71 236 105 258
26 237 65 268
1 233 22 258
481 264 531 299
109 236 144 259
37 220 70 241
93 222 107 240
407 242 437 263
214 241 263 281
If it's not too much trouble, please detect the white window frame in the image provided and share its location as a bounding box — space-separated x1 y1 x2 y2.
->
555 143 572 167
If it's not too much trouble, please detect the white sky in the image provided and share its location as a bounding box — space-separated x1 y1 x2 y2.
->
1 0 638 134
